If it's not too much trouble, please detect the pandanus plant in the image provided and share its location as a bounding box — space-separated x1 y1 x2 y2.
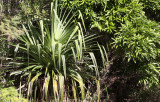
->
11 0 102 101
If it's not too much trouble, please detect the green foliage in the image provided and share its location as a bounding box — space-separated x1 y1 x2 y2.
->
0 14 24 67
0 37 7 57
1 0 160 101
113 17 160 61
20 0 50 21
11 0 102 101
64 0 107 31
0 87 27 102
140 0 160 21
64 0 145 32
139 62 160 88
0 14 24 39
140 0 160 10
64 0 160 88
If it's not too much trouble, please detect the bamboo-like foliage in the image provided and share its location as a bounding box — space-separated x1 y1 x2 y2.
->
11 0 101 101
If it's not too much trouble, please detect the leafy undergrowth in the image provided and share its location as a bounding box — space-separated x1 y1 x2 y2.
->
100 57 160 102
0 87 27 102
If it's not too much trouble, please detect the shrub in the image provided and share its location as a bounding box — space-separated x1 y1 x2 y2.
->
10 0 102 101
0 87 27 102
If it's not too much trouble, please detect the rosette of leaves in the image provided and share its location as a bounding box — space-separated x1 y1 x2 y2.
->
11 0 101 101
